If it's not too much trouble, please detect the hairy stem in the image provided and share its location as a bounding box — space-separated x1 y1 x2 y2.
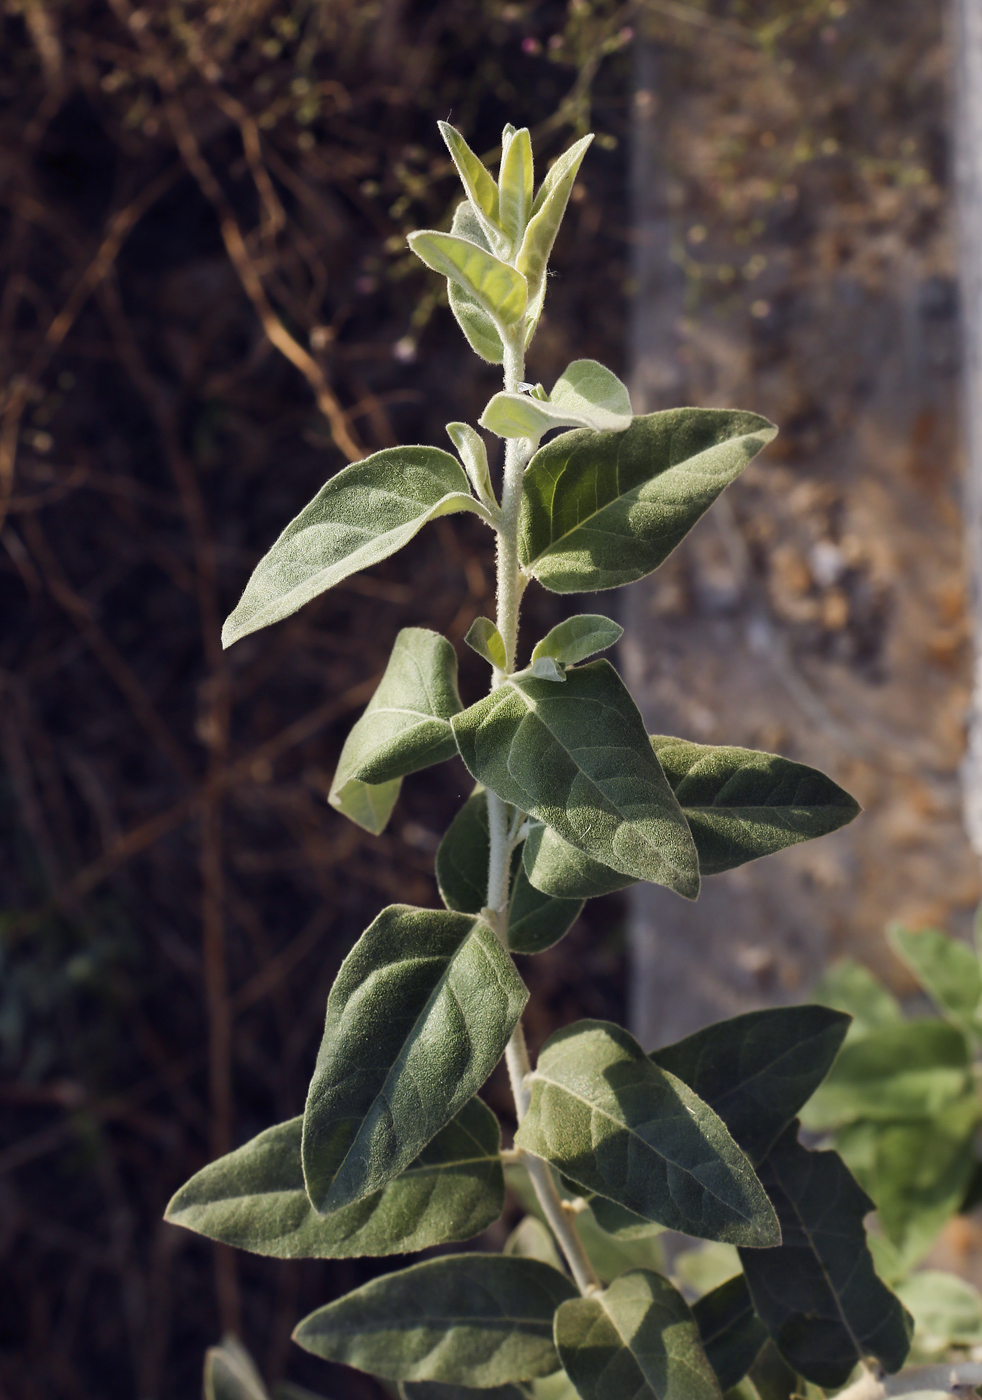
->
487 323 600 1296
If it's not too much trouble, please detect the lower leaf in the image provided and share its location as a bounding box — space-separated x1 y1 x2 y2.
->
205 1338 269 1400
692 1276 768 1392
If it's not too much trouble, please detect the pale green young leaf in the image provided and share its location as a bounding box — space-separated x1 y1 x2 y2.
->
205 1338 269 1400
302 904 527 1213
739 1126 913 1387
499 127 534 247
409 230 527 326
811 959 903 1035
895 1272 982 1355
222 447 476 647
447 205 506 363
650 1005 851 1164
525 656 566 682
164 1097 504 1259
516 134 593 321
292 1255 576 1386
693 1275 768 1393
531 615 624 667
446 421 496 507
505 1215 566 1271
555 1269 723 1400
451 660 700 899
328 774 401 836
480 360 633 440
887 924 982 1039
465 616 507 670
514 1019 780 1246
799 1020 972 1130
438 122 501 239
519 409 777 594
329 631 462 832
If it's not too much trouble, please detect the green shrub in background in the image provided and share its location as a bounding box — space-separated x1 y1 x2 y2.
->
164 119 916 1400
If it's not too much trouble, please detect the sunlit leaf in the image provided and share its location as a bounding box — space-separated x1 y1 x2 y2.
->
409 230 527 326
328 773 401 836
481 361 633 440
447 420 496 507
531 615 623 667
499 126 534 247
516 135 593 332
888 924 982 1040
447 205 506 363
465 616 507 670
439 122 501 240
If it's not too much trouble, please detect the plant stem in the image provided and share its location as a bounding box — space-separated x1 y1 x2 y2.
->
487 323 601 1297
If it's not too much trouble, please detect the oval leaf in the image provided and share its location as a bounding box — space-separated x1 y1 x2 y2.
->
555 1269 723 1400
519 409 777 594
692 1276 768 1393
531 614 624 667
451 660 700 899
292 1255 577 1386
302 905 527 1213
409 230 527 326
165 1097 503 1259
514 1019 780 1247
482 360 633 441
222 447 475 647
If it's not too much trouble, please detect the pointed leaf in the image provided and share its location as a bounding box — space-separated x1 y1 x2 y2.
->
465 616 507 670
517 135 593 315
519 410 777 594
223 447 476 646
650 737 860 874
532 615 624 667
293 1255 577 1386
329 773 401 835
499 127 534 247
451 660 700 898
205 1338 269 1400
330 629 462 832
447 206 506 363
165 1097 503 1259
409 230 527 326
481 361 632 440
555 1269 723 1400
447 421 496 507
439 122 501 238
887 924 982 1039
650 1006 852 1163
514 1020 780 1247
507 866 583 955
302 905 527 1212
811 959 903 1034
524 821 634 899
693 1276 768 1392
739 1126 913 1387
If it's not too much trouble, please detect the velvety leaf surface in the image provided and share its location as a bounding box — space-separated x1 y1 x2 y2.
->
518 410 776 594
292 1255 576 1386
222 447 476 646
481 361 632 440
554 1269 723 1400
409 230 527 325
514 1020 779 1246
302 905 527 1213
446 421 496 507
328 773 402 836
205 1338 269 1400
465 617 507 670
799 1021 971 1130
692 1276 768 1392
649 738 860 875
451 660 700 898
516 134 593 320
523 821 634 899
438 122 500 237
738 1126 912 1387
447 204 506 363
507 866 583 955
165 1097 503 1258
651 1006 851 1163
531 615 624 667
499 126 534 246
887 925 982 1039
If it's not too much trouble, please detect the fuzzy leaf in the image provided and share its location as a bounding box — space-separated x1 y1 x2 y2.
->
499 126 534 247
165 1097 503 1259
531 615 624 667
507 866 583 955
438 122 501 238
514 1020 780 1247
292 1255 576 1386
555 1269 723 1400
223 447 476 647
505 1215 566 1271
447 206 506 363
739 1126 913 1387
517 135 593 319
447 421 496 507
887 925 982 1039
302 905 527 1213
692 1276 768 1392
523 822 633 899
481 361 633 440
205 1339 269 1400
519 409 776 594
465 617 507 670
329 630 462 836
329 774 402 836
651 1006 852 1164
409 230 527 326
451 660 700 899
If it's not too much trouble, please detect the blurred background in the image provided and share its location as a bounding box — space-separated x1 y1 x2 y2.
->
0 1 965 1396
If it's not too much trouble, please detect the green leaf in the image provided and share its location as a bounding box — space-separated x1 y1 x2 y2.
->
519 409 777 594
693 1276 768 1393
447 205 506 363
514 1020 780 1247
302 904 527 1213
650 1006 852 1163
499 126 534 247
204 1338 269 1400
738 1126 913 1387
555 1269 723 1400
673 1243 742 1297
329 630 462 837
447 421 496 507
507 865 583 956
888 924 982 1039
164 1097 503 1259
465 616 507 670
505 1215 566 1271
292 1255 577 1386
531 615 624 667
834 1095 981 1266
573 1207 666 1284
811 959 903 1035
517 135 593 327
799 1021 972 1130
451 660 700 899
649 738 860 875
222 447 476 647
481 361 633 440
328 774 402 836
895 1271 982 1354
438 122 501 241
409 229 527 326
523 821 634 900
402 1385 527 1400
